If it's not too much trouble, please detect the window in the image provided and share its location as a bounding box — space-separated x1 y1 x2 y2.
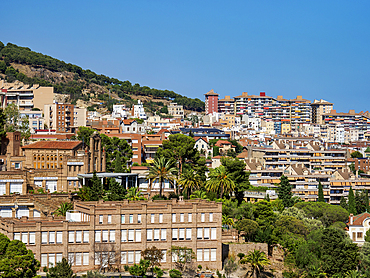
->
121 230 127 242
197 228 203 239
186 228 192 240
136 229 141 242
161 229 167 241
121 252 127 264
201 213 205 222
42 232 48 244
21 233 28 244
128 251 134 264
161 250 167 263
68 231 75 243
179 228 185 240
83 253 89 265
154 229 160 241
110 230 115 242
197 249 202 262
56 232 63 244
41 254 48 267
29 232 35 245
204 228 210 240
49 231 55 244
204 249 210 261
83 231 89 243
99 215 103 224
121 214 125 223
172 213 176 222
138 214 142 223
358 232 363 238
75 231 81 243
68 253 74 265
151 214 155 223
95 230 101 242
128 230 135 242
209 213 213 222
75 253 82 266
159 214 163 223
180 213 184 222
135 251 141 264
107 215 112 224
172 229 178 240
147 229 153 241
211 249 217 261
56 253 63 263
14 162 20 169
211 228 217 240
129 214 133 223
188 213 192 222
14 233 20 241
102 230 109 242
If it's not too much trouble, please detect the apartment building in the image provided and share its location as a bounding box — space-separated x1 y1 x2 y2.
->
289 96 312 126
0 79 54 111
322 110 370 134
0 199 223 271
311 99 333 124
168 103 184 119
132 100 147 120
44 103 86 134
218 96 234 114
205 90 219 115
234 92 275 118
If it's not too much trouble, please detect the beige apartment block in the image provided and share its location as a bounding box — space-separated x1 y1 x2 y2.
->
0 79 54 111
0 199 223 272
168 103 184 118
44 103 86 133
311 99 333 125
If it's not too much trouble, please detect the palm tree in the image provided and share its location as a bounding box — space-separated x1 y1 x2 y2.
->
205 165 235 198
54 202 73 216
147 157 177 197
240 250 270 278
126 187 145 201
190 190 208 200
177 170 202 198
222 215 234 230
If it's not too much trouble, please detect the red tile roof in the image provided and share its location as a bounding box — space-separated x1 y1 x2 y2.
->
215 140 232 147
122 119 136 125
350 212 370 226
22 141 82 150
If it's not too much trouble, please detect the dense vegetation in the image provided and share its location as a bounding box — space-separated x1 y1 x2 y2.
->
0 41 205 111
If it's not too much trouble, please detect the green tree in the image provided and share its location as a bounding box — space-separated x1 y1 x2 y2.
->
189 190 208 200
0 234 40 278
177 170 202 198
365 230 370 243
126 187 145 201
19 116 31 141
90 171 103 201
76 126 95 146
169 269 182 278
340 196 348 210
206 165 235 198
106 178 126 201
4 103 20 132
168 246 195 271
253 200 276 227
141 246 164 276
46 257 76 278
240 250 270 278
277 175 293 208
235 219 259 242
222 215 235 230
317 181 324 202
351 151 363 158
224 257 238 278
114 152 124 173
101 134 132 172
147 157 177 197
359 242 370 275
0 109 6 139
54 202 73 216
348 186 357 215
82 270 105 278
129 259 150 277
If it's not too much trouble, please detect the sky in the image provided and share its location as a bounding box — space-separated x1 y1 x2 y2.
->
2 1 370 112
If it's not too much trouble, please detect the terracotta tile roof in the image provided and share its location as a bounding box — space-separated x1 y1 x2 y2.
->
350 212 370 226
215 140 232 147
157 129 170 134
131 166 149 170
213 155 222 159
194 137 208 143
22 141 82 150
122 119 136 125
237 150 248 159
204 89 219 96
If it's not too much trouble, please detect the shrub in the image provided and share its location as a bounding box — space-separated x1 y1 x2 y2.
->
169 269 182 278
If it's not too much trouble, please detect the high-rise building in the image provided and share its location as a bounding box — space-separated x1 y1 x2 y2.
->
234 92 275 118
204 89 219 114
218 96 234 114
311 99 333 124
44 103 86 133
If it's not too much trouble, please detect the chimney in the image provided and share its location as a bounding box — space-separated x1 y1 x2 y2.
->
350 213 354 225
260 92 266 97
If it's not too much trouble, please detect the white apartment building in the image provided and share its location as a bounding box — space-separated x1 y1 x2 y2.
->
132 100 147 120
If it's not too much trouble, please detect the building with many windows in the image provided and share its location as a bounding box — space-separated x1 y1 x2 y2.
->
0 199 222 271
205 90 219 115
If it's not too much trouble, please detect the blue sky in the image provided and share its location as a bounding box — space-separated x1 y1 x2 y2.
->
2 1 370 112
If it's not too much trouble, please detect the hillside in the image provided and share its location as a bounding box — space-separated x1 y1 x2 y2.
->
0 42 205 113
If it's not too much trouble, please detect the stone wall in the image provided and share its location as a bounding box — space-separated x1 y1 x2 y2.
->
222 242 268 261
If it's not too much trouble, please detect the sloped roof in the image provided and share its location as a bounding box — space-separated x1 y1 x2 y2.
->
204 89 219 96
22 141 82 150
351 212 370 226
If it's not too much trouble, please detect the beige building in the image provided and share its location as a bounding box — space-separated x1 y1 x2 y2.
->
311 99 333 125
0 79 54 111
44 103 86 133
0 199 222 272
168 103 184 119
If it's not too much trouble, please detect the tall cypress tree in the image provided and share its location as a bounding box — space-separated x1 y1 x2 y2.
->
348 186 357 215
115 152 124 173
277 175 293 208
366 190 370 212
340 196 348 211
317 181 325 202
90 171 103 201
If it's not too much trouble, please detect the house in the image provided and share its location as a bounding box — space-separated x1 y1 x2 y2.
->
347 212 370 245
121 119 145 134
194 137 213 158
215 140 235 155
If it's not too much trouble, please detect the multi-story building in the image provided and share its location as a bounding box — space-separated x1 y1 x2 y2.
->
322 110 370 134
234 92 275 118
0 199 222 271
168 103 184 119
204 90 219 115
289 96 312 127
0 79 54 111
112 105 129 119
132 100 147 120
218 96 234 114
44 103 86 134
311 99 333 125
